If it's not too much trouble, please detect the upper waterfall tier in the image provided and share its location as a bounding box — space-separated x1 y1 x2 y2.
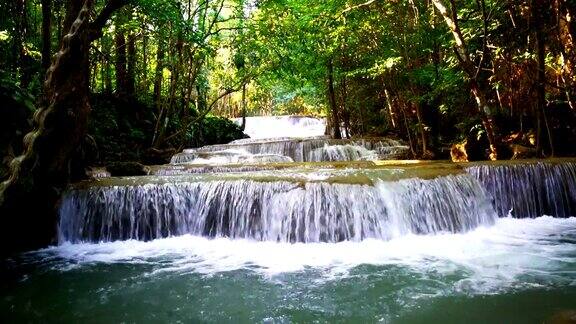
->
233 115 326 139
171 137 410 164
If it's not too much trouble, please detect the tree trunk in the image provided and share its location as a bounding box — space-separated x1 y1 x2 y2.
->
16 0 33 88
414 102 429 156
556 0 576 111
470 81 498 160
340 75 350 138
432 0 499 159
241 83 246 131
141 20 148 91
114 19 127 96
41 0 52 73
103 36 113 93
533 0 554 155
327 59 342 139
400 101 417 158
384 88 396 128
0 0 93 254
153 39 165 110
0 0 128 255
126 33 136 96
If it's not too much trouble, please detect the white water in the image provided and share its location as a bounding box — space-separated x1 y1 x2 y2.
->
309 144 378 162
44 216 576 293
171 137 409 163
234 115 326 139
173 149 294 165
58 174 497 243
170 115 410 164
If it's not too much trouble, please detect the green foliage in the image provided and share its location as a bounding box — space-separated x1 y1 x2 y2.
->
89 94 156 163
0 72 34 178
1 0 575 163
0 72 35 113
185 116 247 148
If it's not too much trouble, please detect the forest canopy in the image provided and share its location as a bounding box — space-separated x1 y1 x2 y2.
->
1 0 576 166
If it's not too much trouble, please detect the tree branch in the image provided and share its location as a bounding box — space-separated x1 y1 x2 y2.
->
88 0 129 41
341 0 377 14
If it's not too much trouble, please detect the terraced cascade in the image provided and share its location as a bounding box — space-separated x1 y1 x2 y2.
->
3 115 576 323
170 137 411 164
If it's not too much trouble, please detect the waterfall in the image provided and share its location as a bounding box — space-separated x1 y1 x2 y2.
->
466 162 576 218
58 173 496 243
171 138 410 163
151 165 277 176
59 160 576 244
170 149 293 165
233 115 326 139
308 144 378 162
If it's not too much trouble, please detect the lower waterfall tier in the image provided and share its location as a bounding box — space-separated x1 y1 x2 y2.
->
59 160 576 244
58 175 496 243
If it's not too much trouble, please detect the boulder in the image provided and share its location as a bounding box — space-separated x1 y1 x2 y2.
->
450 140 469 162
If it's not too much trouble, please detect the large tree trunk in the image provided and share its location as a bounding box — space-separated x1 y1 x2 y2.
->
0 0 127 255
0 0 93 254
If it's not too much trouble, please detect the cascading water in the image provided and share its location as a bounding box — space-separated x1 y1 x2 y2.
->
169 148 294 165
5 115 576 323
233 115 326 139
171 137 410 164
308 144 378 162
59 161 576 245
58 173 497 243
167 112 409 165
466 162 576 218
170 116 410 164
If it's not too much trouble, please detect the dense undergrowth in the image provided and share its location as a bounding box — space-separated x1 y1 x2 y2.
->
0 85 247 178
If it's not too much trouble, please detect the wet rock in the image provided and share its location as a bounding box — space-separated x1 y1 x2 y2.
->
141 147 177 165
450 133 493 162
86 167 111 179
509 144 538 159
106 162 149 176
450 140 469 162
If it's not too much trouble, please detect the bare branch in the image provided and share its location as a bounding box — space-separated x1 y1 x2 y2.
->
341 0 377 14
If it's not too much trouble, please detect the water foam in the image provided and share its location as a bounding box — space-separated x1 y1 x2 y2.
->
58 175 496 243
171 137 409 163
42 217 576 293
233 115 326 139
